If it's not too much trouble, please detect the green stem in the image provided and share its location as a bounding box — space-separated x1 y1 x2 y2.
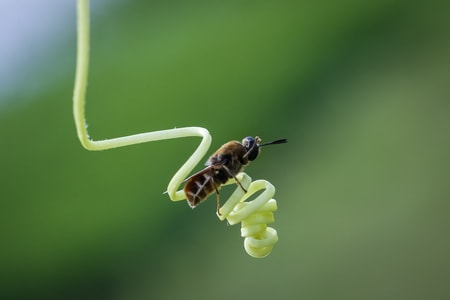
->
72 0 211 200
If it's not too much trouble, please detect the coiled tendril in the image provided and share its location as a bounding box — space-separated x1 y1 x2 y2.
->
166 142 280 258
74 0 279 258
218 174 279 258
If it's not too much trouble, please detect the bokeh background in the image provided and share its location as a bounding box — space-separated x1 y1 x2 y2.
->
1 0 449 299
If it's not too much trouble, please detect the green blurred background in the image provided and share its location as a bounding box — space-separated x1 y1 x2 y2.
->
1 0 449 299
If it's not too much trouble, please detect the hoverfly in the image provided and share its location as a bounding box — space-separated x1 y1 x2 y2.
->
183 136 287 214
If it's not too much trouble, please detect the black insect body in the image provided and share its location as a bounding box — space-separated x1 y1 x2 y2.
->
183 136 287 213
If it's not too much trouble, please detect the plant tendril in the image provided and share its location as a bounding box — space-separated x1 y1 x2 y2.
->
73 0 279 257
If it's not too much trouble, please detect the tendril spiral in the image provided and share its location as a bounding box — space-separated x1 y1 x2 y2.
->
217 173 279 258
74 0 279 258
166 141 280 258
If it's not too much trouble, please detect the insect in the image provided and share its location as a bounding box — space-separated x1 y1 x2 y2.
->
183 136 287 214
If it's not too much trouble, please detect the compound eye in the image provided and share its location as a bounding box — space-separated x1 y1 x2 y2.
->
242 136 255 151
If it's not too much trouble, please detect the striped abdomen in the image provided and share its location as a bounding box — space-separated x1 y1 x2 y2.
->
184 167 229 208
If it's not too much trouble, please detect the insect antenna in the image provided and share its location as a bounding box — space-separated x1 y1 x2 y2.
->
259 138 288 147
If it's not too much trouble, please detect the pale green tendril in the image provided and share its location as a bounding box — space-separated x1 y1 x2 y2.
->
73 0 279 258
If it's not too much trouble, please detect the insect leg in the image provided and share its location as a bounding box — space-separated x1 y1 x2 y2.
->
213 181 222 216
222 165 248 193
211 177 222 216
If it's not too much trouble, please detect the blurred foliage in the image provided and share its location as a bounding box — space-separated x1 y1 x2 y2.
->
1 0 449 299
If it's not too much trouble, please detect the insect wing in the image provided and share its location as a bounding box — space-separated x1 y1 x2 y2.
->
182 165 216 183
184 167 218 207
